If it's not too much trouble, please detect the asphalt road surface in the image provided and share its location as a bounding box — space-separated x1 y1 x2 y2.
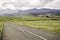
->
2 23 60 40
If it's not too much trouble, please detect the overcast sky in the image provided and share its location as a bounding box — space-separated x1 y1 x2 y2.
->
0 0 60 10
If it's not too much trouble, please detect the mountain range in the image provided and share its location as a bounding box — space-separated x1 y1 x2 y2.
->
0 8 60 16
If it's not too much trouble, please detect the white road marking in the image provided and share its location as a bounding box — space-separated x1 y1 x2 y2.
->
18 27 47 40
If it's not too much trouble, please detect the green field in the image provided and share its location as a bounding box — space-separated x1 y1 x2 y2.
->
0 22 4 37
0 15 60 38
0 17 6 38
0 22 4 38
0 16 14 38
9 16 60 33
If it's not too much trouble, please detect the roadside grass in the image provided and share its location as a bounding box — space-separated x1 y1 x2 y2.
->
0 22 4 38
9 16 60 33
0 16 13 38
0 22 4 32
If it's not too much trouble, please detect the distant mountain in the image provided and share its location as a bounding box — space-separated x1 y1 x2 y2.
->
0 8 60 16
0 9 18 16
17 8 60 14
39 8 60 12
15 8 60 16
0 9 17 14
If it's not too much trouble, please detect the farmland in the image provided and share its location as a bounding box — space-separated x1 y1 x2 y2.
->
9 16 60 33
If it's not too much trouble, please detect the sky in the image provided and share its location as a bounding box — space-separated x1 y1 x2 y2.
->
0 0 60 10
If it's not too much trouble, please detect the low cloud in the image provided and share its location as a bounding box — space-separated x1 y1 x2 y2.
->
44 0 60 9
0 0 60 10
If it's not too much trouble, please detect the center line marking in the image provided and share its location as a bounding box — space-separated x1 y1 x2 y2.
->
18 27 47 40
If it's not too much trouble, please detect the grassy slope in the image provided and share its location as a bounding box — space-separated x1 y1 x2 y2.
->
9 16 60 33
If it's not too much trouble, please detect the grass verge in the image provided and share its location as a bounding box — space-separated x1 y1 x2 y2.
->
9 16 60 33
0 22 4 38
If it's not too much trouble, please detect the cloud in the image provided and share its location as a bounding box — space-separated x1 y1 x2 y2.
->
44 0 60 9
0 0 60 10
0 0 16 10
14 0 53 10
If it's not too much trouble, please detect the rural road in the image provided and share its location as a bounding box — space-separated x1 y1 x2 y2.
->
1 23 60 40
